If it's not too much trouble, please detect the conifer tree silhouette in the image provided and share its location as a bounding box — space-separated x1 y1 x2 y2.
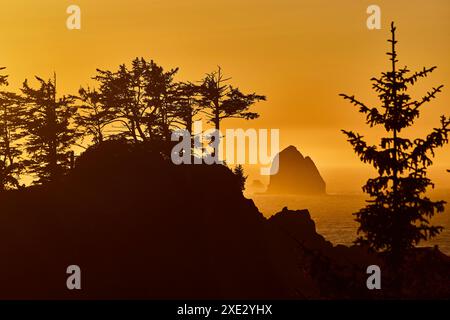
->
144 60 180 141
199 67 266 132
199 67 265 158
95 59 150 142
21 75 79 183
91 61 266 155
172 82 203 156
95 58 180 143
341 22 450 260
233 164 247 192
175 82 202 134
0 68 26 190
74 87 114 145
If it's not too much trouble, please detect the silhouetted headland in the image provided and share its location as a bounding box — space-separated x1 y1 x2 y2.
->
0 140 448 299
266 146 326 195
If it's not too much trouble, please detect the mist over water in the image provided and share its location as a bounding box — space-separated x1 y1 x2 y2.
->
250 189 450 255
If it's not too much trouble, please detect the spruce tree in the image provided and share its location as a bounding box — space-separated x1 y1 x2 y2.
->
144 60 179 141
175 82 201 134
340 22 450 259
74 87 114 145
95 60 150 142
21 75 78 183
0 68 26 190
199 67 265 132
95 58 180 143
233 164 247 192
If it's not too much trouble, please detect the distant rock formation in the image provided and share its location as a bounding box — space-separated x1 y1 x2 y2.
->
266 146 326 195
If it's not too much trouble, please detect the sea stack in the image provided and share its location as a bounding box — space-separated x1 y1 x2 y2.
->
266 146 326 195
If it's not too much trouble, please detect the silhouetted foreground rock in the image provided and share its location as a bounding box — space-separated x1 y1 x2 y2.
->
0 141 448 299
268 208 450 299
0 141 317 299
266 146 326 195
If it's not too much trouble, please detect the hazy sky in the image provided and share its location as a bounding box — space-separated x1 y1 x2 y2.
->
0 0 449 191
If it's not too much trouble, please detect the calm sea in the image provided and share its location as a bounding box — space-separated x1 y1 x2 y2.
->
250 190 450 255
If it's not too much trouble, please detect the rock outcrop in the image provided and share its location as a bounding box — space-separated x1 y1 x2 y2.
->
265 146 326 195
0 140 448 299
0 140 318 299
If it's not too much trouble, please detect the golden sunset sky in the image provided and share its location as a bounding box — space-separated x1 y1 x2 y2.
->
0 0 448 192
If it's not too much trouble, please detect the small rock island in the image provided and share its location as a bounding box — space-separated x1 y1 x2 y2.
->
266 146 326 195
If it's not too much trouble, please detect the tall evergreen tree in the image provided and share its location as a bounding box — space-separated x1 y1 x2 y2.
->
171 82 203 156
21 75 78 183
0 68 26 190
144 60 180 141
174 82 202 134
340 22 450 260
74 87 114 145
94 58 181 143
95 59 150 142
199 67 266 132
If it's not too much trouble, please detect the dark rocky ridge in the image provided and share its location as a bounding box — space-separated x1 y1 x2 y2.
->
266 146 326 195
0 141 448 299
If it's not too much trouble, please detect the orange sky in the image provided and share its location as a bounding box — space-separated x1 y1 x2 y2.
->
0 0 449 192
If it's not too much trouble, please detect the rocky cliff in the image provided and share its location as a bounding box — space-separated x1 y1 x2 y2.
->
0 140 447 299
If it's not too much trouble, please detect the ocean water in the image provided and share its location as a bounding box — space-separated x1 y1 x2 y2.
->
250 190 450 255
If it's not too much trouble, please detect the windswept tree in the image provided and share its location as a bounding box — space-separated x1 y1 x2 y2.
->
174 82 202 134
170 82 204 156
145 60 180 141
0 68 26 190
21 75 79 183
199 67 266 132
95 59 150 142
95 58 181 143
341 22 450 261
74 87 114 145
